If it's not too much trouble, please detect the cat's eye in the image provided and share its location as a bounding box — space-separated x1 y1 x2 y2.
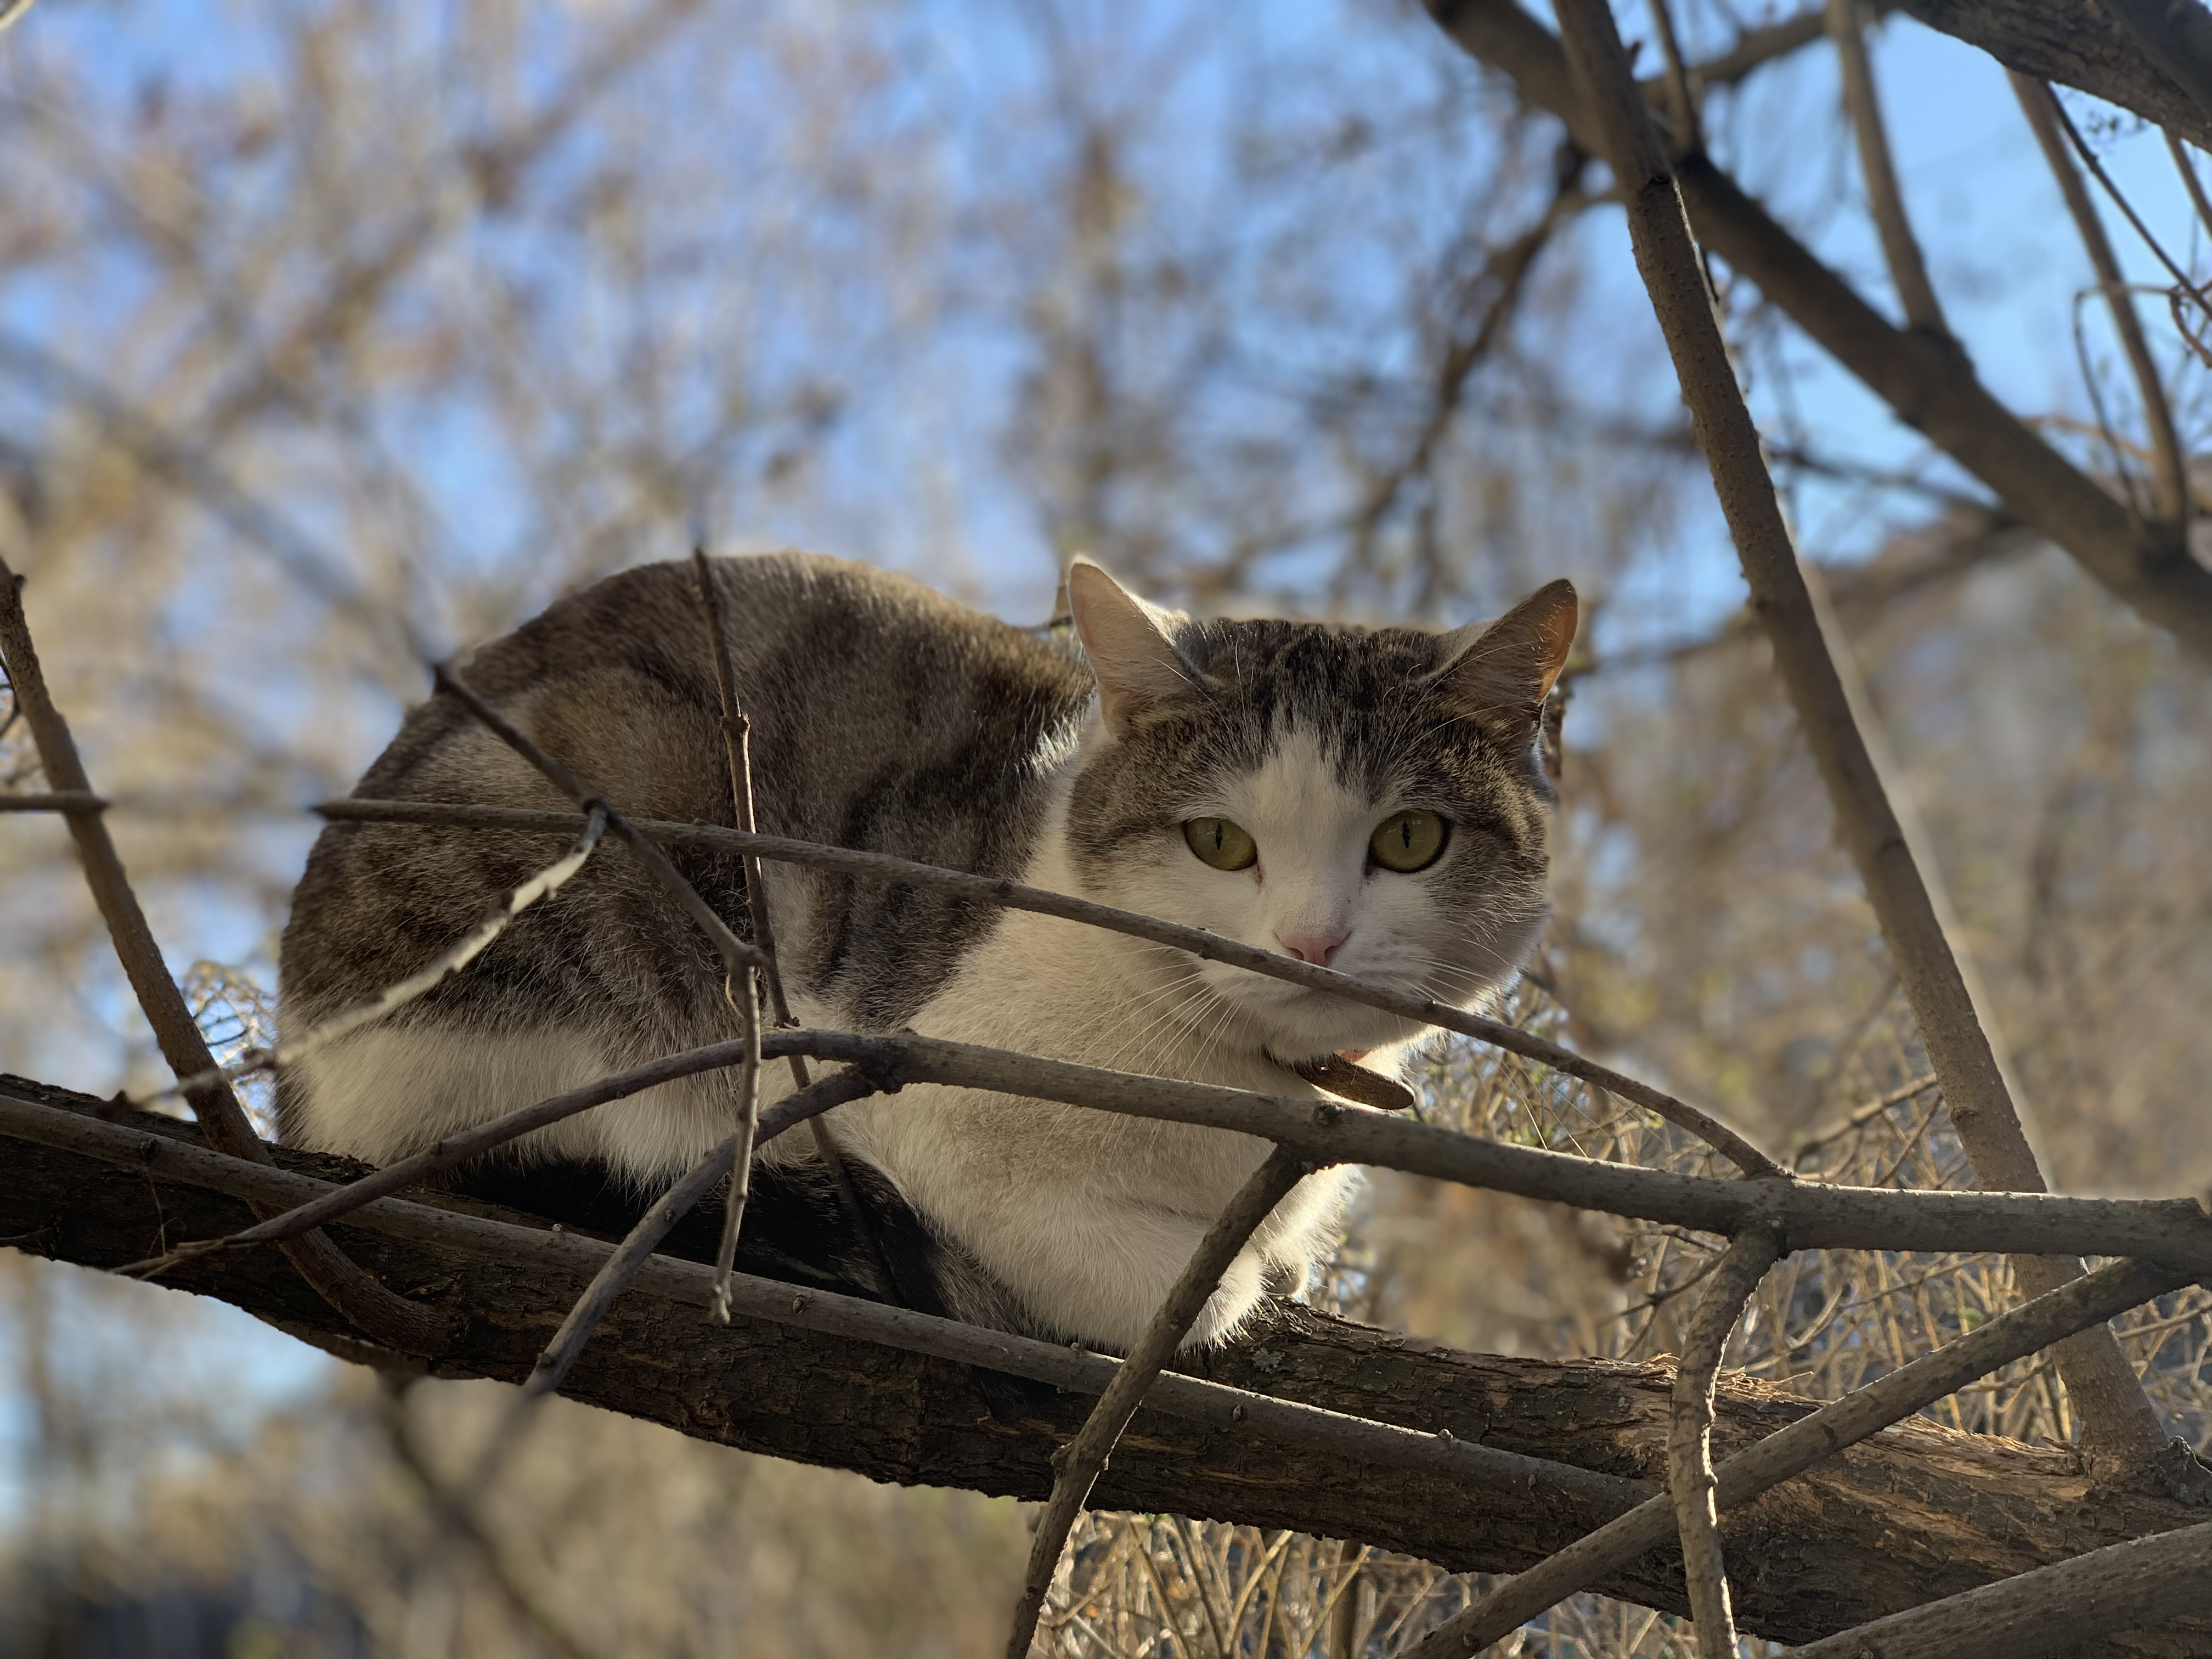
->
1370 810 1447 873
1184 817 1259 871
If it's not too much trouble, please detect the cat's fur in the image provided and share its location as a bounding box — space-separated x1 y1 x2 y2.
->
278 551 1576 1350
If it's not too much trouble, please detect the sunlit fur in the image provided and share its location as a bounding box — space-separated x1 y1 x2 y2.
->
279 551 1571 1352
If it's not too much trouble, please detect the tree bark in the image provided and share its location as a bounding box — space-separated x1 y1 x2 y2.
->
1901 0 2212 150
3 1073 2207 1650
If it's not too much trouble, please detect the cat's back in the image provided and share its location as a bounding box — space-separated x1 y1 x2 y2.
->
285 551 1091 1040
366 550 1083 808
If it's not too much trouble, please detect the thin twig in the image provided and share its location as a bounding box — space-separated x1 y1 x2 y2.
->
1547 0 2168 1463
1666 1224 1781 1658
1791 1071 1938 1165
1827 0 1945 331
0 553 455 1357
687 548 895 1299
98 1026 2212 1279
428 664 769 979
2047 102 2212 321
0 789 105 812
1645 0 1698 148
527 1132 739 1398
2170 131 2212 241
115 1062 878 1277
708 980 761 1324
430 661 772 1323
2015 75 2189 528
317 796 1786 1180
1005 1147 1318 1659
1655 0 1900 95
150 805 609 1106
1394 1255 2187 1658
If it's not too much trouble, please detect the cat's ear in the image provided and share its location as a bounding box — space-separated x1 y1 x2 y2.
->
1066 558 1199 734
1434 579 1579 733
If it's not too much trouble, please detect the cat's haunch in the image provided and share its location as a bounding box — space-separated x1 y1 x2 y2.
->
278 552 1575 1351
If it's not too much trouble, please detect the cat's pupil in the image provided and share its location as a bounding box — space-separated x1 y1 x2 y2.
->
1183 817 1258 871
1369 810 1446 873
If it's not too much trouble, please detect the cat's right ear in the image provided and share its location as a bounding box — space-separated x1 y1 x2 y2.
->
1434 579 1579 735
1066 558 1199 735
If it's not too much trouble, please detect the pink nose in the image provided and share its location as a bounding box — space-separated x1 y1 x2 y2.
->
1277 928 1348 967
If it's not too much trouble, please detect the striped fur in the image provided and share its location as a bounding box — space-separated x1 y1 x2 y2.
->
278 551 1574 1350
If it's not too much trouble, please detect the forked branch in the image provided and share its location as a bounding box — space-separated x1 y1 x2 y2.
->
0 552 456 1358
1544 0 2166 1464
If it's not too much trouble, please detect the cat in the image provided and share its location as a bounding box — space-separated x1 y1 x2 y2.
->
277 552 1576 1351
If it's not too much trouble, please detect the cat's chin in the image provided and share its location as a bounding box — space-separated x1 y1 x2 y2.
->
1228 984 1432 1065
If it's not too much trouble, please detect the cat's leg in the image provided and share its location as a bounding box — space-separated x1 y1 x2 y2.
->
913 1164 1349 1352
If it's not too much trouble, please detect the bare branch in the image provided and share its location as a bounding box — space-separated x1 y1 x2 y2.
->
119 1060 880 1274
1007 1147 1317 1658
2170 131 2212 242
525 1133 739 1400
707 985 761 1323
429 663 769 978
1428 0 2212 656
108 1028 2212 1281
1545 0 2167 1463
1666 1226 1781 1658
1898 0 2212 148
1788 1516 2212 1659
315 795 1788 1179
689 547 894 1299
10 1080 2207 1647
0 553 456 1357
1828 0 1947 331
2013 74 2190 528
4 1086 1642 1516
1662 1 1900 93
0 790 104 812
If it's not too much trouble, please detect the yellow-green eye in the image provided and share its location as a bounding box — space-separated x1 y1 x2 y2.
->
1183 817 1258 871
1370 810 1447 873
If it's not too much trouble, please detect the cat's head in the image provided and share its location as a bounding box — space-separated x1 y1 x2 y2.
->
1062 559 1576 1065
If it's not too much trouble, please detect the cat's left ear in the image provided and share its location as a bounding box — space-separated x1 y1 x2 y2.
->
1066 557 1200 734
1434 579 1579 733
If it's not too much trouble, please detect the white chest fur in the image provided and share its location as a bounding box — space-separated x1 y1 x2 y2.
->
823 833 1370 1352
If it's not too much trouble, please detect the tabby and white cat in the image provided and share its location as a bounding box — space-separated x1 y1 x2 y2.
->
278 553 1576 1350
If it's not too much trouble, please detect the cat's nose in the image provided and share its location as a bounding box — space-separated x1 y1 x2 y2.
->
1277 927 1348 967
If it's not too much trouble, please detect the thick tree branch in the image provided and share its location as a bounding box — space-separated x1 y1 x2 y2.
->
7 1076 2210 1650
1787 1517 2212 1658
1426 0 2212 658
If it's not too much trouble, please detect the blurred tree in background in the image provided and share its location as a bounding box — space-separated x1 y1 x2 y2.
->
2 0 2209 1653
